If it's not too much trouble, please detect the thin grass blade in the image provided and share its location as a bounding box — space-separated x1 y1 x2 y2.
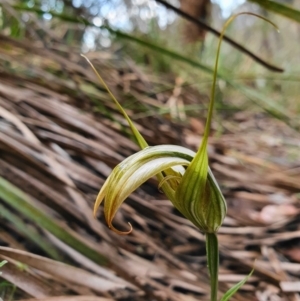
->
220 268 254 301
249 0 300 23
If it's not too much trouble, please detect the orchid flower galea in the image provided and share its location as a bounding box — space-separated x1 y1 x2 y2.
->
93 144 227 235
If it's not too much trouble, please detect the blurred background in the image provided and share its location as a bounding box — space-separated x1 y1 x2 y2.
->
1 0 300 300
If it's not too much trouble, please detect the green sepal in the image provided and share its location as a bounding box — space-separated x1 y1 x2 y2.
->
81 54 148 150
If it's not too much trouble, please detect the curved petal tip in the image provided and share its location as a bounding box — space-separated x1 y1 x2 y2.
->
93 206 99 218
108 222 133 235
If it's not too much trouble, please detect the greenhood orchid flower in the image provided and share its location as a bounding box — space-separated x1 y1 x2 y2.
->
85 34 228 235
88 28 229 235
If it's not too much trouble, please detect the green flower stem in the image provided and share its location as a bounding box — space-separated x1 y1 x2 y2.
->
206 233 219 301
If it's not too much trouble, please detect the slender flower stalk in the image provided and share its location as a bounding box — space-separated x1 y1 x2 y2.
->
84 12 279 301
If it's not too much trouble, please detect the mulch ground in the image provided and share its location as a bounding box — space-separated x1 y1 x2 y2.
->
0 32 300 301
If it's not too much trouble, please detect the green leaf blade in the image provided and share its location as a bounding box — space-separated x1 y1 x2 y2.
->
249 0 300 23
0 177 109 266
220 268 254 301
